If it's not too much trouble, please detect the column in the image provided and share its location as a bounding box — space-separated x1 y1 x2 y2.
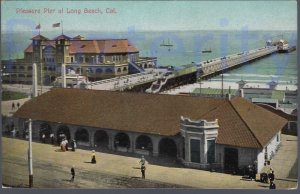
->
130 133 137 153
69 126 75 141
32 63 38 97
151 136 161 157
108 131 116 151
89 129 95 147
61 64 66 88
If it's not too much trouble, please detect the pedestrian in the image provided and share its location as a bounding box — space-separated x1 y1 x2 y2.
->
70 165 75 182
12 102 15 110
17 102 20 109
65 139 69 151
141 164 146 179
71 139 77 152
91 150 96 164
269 170 275 182
269 181 276 189
61 139 66 152
42 133 46 143
50 133 54 145
139 155 147 167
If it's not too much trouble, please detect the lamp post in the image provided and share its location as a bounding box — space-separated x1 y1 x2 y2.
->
28 118 33 188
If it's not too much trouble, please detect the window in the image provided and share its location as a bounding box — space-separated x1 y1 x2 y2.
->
96 68 102 73
27 66 32 70
207 139 216 163
190 139 200 163
105 68 113 73
85 57 89 63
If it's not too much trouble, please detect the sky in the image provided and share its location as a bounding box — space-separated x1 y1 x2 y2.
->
1 1 297 33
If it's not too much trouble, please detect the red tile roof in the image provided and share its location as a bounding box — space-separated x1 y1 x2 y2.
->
15 89 287 149
31 35 49 40
53 34 71 40
24 34 139 54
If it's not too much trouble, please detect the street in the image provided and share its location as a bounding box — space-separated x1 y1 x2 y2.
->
1 136 297 189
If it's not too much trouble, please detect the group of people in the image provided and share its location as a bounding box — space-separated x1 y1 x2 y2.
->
260 168 276 189
11 102 20 110
60 138 77 152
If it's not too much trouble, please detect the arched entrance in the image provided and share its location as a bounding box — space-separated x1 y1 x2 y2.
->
159 138 177 157
114 133 130 148
40 123 52 141
136 135 153 151
75 128 89 142
94 130 109 148
57 125 70 143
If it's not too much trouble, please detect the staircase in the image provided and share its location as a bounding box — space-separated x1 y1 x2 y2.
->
128 62 145 74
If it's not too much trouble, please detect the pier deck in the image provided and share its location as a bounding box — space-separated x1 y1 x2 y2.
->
87 45 282 93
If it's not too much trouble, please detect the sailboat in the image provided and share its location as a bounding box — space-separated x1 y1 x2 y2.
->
160 38 174 47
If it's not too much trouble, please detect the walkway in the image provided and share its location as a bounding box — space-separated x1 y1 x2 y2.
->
1 135 297 189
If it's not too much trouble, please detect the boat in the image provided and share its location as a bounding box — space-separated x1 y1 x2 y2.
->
202 48 212 53
160 39 173 47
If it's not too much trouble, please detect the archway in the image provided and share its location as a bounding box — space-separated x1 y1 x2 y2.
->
159 138 177 157
75 128 89 142
40 123 52 141
57 125 70 143
114 133 130 148
94 130 109 147
136 135 153 151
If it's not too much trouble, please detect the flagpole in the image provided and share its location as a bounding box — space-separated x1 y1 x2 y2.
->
61 20 63 35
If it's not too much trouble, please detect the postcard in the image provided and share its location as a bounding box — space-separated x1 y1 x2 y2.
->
1 0 298 190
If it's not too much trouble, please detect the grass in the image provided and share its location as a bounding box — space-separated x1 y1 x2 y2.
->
2 91 28 101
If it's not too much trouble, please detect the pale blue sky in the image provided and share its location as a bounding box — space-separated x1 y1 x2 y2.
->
1 1 297 32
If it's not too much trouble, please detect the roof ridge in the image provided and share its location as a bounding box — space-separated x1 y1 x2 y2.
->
229 99 263 148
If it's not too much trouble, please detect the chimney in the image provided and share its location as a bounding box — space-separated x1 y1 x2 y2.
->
32 63 38 97
61 64 66 88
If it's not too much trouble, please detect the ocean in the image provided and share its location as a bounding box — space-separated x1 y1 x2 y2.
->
1 30 297 84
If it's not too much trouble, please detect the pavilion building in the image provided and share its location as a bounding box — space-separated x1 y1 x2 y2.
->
14 88 287 173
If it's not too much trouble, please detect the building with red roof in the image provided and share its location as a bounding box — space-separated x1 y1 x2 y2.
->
14 88 287 174
2 33 157 84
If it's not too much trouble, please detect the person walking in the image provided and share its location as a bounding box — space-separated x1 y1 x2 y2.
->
12 102 15 110
70 165 75 182
269 181 276 189
71 139 76 152
42 133 46 143
91 150 96 164
17 102 20 109
141 164 146 179
139 155 147 167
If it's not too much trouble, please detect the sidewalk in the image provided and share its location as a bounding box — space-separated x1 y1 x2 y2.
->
2 136 297 189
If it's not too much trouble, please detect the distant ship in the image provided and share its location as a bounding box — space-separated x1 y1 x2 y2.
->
160 39 173 51
202 48 212 53
160 39 173 47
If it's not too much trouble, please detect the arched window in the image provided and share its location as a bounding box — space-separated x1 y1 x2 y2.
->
94 130 109 147
105 68 113 73
114 133 130 148
136 135 153 151
159 138 177 157
96 68 103 73
117 68 121 73
75 128 89 142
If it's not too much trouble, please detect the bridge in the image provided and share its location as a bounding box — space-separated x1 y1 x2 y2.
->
85 44 291 93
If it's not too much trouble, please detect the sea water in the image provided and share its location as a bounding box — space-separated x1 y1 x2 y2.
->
1 30 297 83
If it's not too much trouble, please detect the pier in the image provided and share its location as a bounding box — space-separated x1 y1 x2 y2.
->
86 44 293 93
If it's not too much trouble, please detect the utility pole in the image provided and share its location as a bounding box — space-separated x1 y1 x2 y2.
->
221 72 224 98
28 119 33 188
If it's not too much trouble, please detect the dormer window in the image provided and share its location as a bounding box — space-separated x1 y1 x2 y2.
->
112 45 117 47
